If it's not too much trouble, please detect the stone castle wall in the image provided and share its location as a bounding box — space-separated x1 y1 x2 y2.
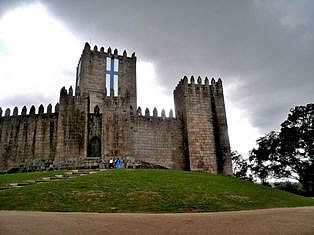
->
131 109 185 169
0 81 232 174
0 105 58 170
100 97 185 170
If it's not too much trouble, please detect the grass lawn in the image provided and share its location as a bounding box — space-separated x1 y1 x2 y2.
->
0 169 313 213
0 170 65 187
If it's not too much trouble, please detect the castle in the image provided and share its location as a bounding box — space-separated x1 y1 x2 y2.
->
0 42 232 175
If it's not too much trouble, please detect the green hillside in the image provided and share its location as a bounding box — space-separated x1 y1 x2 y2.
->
0 169 313 212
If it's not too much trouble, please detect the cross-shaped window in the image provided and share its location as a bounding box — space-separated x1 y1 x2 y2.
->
106 57 119 96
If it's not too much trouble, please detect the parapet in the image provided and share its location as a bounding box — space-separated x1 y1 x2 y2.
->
174 75 224 97
0 103 59 118
82 42 136 61
59 85 89 107
134 106 175 120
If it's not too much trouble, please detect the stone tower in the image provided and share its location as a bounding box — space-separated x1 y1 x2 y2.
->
174 76 232 175
76 43 137 113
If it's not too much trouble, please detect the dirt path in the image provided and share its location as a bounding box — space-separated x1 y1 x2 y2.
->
1 207 314 235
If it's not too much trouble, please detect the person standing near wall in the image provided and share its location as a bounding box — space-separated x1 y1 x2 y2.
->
109 158 113 168
115 158 121 168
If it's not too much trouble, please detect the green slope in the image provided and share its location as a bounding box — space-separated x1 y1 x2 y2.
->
0 169 313 212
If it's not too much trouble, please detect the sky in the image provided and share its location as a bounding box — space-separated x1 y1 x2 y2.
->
0 0 313 156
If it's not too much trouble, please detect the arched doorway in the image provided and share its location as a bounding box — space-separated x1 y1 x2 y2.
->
88 136 101 158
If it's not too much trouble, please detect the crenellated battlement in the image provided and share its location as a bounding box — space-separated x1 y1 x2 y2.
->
134 106 175 120
82 42 136 61
0 103 59 118
59 86 89 105
174 75 223 95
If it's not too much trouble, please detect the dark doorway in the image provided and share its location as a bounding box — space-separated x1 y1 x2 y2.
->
88 136 101 158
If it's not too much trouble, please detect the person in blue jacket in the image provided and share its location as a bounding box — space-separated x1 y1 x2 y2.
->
115 158 121 168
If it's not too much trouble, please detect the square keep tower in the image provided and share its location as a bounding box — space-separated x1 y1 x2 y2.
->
76 43 137 112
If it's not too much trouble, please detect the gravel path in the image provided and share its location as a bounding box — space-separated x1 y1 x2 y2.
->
1 207 314 235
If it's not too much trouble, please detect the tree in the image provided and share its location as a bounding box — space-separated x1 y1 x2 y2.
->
231 151 252 181
249 131 280 185
278 104 314 194
249 104 314 195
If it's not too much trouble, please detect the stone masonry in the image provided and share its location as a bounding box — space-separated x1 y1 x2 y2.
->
0 42 233 175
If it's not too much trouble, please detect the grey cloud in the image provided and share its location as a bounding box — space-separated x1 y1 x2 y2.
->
0 0 34 16
2 0 314 134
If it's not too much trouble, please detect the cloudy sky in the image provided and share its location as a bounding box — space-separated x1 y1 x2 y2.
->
0 0 313 156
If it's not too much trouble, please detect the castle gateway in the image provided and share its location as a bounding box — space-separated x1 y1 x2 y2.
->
0 43 232 175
